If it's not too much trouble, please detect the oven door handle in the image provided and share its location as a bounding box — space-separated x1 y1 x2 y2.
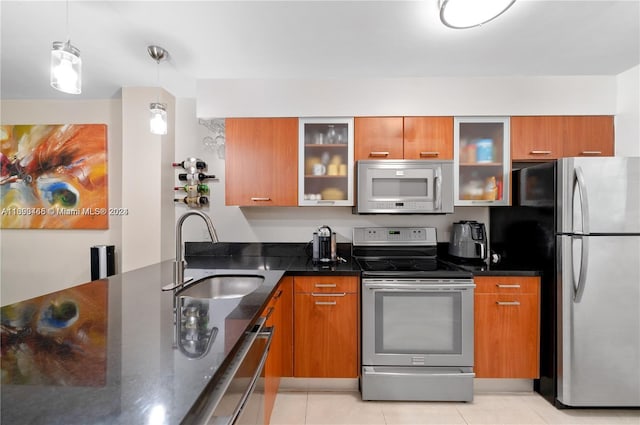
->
365 284 475 291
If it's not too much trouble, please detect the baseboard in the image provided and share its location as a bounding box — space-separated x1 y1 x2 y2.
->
279 378 359 392
474 378 534 393
278 377 532 394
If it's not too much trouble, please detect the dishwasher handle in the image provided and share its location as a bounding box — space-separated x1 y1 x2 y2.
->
184 316 270 425
227 327 273 425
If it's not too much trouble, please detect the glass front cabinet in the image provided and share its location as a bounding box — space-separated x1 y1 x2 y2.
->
298 117 354 206
454 116 510 206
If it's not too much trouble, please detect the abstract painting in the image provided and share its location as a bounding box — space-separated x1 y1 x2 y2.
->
0 124 108 229
0 280 109 386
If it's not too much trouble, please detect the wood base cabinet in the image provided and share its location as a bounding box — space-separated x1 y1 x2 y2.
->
263 277 293 424
293 276 359 378
474 276 540 379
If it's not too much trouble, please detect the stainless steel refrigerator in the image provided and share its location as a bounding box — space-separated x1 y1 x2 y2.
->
490 156 640 407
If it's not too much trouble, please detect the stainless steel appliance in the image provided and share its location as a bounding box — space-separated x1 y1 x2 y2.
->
491 157 640 407
191 316 272 425
355 160 454 214
312 225 337 264
448 220 487 260
353 226 475 402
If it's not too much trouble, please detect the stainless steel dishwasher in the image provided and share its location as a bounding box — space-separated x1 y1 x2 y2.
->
183 315 273 425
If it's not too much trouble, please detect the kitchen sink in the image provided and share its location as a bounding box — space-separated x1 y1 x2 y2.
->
176 274 265 299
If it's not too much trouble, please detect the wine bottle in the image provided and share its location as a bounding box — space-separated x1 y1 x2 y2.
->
172 158 207 170
177 173 215 182
174 184 209 194
174 195 209 206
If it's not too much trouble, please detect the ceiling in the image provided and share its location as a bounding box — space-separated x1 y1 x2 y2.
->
1 0 639 100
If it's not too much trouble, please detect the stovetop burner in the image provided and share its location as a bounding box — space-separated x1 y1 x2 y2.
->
356 257 438 272
352 226 473 279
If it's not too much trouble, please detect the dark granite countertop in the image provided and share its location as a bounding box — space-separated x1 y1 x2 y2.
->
185 242 362 276
1 241 541 424
1 261 285 425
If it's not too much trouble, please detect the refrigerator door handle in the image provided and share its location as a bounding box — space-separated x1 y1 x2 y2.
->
574 166 590 235
572 234 589 303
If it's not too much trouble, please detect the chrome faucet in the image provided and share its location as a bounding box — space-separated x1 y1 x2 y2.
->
164 210 218 291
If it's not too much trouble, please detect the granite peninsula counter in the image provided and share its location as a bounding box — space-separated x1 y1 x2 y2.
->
1 260 285 425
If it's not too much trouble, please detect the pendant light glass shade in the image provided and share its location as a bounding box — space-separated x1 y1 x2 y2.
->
439 0 516 29
150 103 168 135
50 41 82 94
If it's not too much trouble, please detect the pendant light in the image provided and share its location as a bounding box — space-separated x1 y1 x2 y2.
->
50 1 81 94
439 0 516 29
148 45 169 135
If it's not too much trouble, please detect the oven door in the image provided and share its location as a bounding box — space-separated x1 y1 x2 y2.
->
362 278 474 367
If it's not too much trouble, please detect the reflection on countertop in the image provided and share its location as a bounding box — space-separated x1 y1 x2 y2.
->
1 262 285 425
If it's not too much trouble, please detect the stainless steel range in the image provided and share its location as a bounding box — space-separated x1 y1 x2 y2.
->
353 226 475 402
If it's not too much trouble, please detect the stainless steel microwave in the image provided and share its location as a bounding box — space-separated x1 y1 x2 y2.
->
355 160 454 214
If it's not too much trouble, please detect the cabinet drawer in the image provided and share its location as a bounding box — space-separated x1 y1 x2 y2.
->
474 276 539 294
294 276 358 294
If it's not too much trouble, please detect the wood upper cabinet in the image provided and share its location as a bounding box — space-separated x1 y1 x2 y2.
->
511 116 614 161
263 277 293 425
354 116 453 161
225 118 298 206
403 116 454 160
511 116 564 160
563 116 614 157
293 276 359 378
474 276 540 379
354 117 404 160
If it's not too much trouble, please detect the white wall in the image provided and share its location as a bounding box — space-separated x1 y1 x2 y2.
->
0 99 123 305
197 76 617 118
121 88 175 272
615 65 640 156
0 89 176 305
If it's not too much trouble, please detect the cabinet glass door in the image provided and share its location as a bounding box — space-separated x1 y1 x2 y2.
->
299 118 354 206
454 117 510 206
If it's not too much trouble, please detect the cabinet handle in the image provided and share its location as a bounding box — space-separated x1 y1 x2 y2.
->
316 200 336 205
273 290 283 299
264 306 275 320
250 197 271 201
420 151 439 157
581 151 602 156
315 283 337 288
530 150 552 155
311 292 346 297
496 284 521 288
315 301 337 306
369 151 390 157
496 301 520 306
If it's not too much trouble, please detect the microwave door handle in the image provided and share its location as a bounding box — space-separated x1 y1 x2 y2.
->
434 168 442 210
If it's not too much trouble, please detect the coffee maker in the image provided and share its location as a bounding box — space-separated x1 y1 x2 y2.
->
312 225 337 264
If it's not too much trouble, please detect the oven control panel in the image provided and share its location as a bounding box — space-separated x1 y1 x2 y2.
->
353 227 437 246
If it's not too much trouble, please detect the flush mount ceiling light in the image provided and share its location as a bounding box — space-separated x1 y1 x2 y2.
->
439 0 516 29
50 1 81 94
148 45 169 135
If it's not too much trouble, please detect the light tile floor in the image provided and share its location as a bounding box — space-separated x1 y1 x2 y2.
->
270 391 640 425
